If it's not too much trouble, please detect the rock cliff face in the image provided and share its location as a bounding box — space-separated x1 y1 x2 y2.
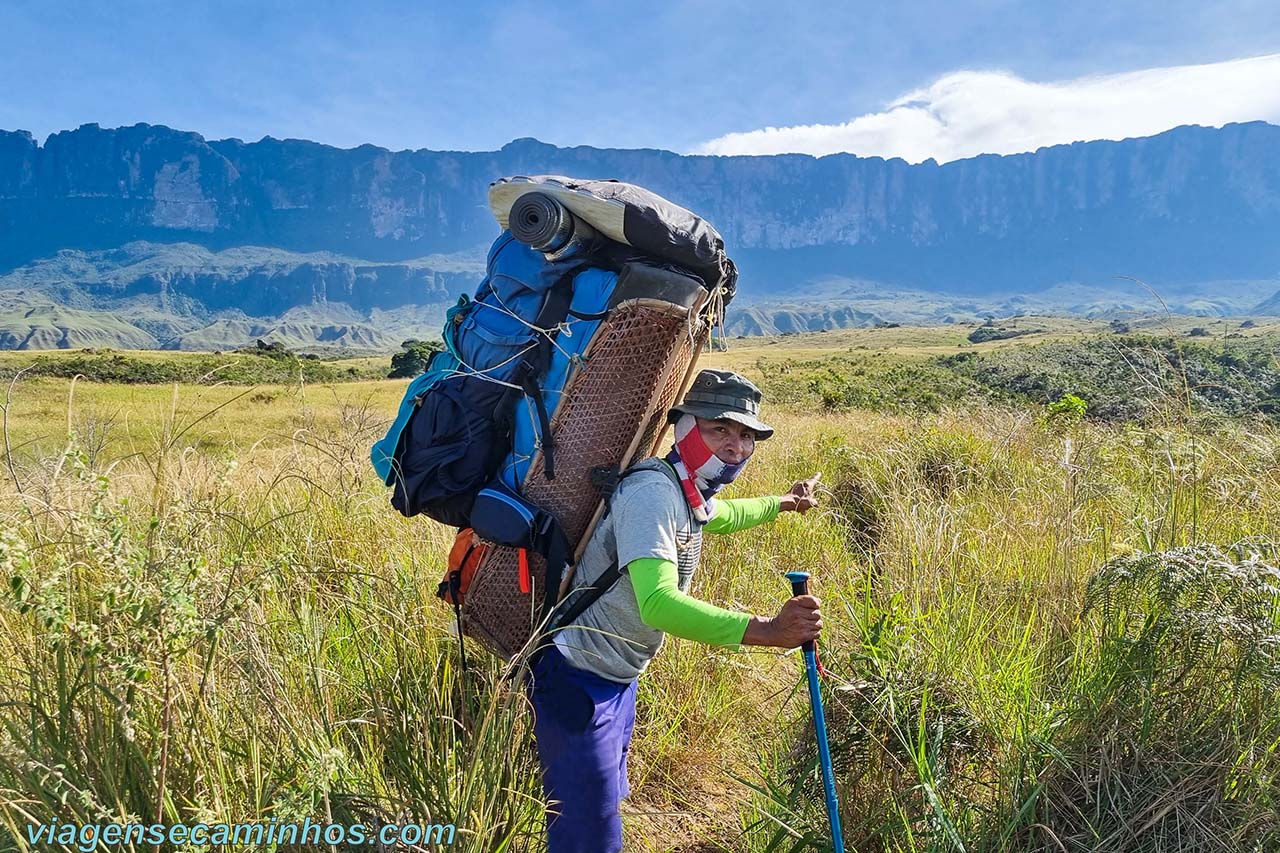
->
2 121 1277 299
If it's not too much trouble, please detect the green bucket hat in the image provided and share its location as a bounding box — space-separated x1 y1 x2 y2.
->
668 369 774 440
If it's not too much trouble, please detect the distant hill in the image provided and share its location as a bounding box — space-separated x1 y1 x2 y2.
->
725 279 1280 335
0 120 1278 349
1253 289 1280 315
0 295 159 349
0 242 480 350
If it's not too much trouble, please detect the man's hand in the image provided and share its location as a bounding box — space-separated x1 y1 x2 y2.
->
742 594 822 648
779 472 822 514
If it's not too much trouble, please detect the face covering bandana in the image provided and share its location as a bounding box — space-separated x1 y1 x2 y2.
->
664 413 752 524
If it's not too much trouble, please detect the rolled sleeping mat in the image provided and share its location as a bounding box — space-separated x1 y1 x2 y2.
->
508 191 596 257
490 175 738 303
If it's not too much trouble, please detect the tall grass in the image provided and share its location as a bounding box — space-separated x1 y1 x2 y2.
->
697 408 1280 853
0 386 544 851
0 373 1277 851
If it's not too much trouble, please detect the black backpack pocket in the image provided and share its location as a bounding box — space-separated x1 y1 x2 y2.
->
391 375 509 526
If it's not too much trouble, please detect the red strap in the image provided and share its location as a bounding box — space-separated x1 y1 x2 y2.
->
517 548 531 595
814 641 831 678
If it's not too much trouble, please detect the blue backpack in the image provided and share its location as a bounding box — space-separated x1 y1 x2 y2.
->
371 230 598 525
497 265 617 490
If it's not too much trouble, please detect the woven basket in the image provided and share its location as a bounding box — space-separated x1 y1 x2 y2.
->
462 294 713 660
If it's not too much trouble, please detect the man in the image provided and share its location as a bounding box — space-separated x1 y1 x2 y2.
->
528 368 824 853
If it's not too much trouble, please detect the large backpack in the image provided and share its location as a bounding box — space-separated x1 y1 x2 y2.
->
370 231 594 525
373 178 736 658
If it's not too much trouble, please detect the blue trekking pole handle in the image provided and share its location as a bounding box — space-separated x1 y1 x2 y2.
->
785 571 845 853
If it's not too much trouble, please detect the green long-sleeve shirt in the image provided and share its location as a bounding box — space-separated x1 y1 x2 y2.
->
628 495 780 645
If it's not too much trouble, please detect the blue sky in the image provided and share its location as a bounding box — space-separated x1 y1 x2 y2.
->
3 0 1279 160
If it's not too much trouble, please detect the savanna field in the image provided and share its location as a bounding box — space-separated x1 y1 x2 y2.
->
1 319 1278 852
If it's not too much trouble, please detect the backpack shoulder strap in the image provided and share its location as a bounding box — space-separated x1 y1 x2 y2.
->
597 458 678 517
542 458 680 635
522 270 579 481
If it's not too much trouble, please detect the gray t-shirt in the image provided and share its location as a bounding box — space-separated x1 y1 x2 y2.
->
553 458 702 682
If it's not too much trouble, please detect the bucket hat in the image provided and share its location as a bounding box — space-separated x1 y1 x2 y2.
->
668 369 774 440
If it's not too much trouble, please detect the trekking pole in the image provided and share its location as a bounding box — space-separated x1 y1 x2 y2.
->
785 570 844 853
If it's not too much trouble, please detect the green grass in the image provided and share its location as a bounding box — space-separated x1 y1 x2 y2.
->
0 328 1277 851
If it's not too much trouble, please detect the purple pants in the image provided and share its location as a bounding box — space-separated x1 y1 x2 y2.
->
528 645 638 853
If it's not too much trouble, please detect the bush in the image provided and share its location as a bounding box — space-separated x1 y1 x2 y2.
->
757 356 986 416
749 334 1280 424
388 339 444 379
911 427 995 496
1045 393 1088 430
938 335 1280 422
233 339 298 360
1033 542 1280 850
967 326 1031 344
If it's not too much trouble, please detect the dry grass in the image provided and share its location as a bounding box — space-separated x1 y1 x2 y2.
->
0 352 1276 851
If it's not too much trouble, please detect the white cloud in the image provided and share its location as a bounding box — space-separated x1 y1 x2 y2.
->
693 54 1280 163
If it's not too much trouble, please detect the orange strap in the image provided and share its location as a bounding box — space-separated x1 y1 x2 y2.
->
517 548 531 594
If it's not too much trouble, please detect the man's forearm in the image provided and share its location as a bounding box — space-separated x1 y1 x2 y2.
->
741 615 780 647
704 496 781 534
629 558 751 646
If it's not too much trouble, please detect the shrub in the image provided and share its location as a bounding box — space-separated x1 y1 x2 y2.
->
234 338 297 359
1045 393 1088 430
967 326 1031 344
388 339 444 378
1033 542 1280 850
938 335 1280 422
762 357 984 415
912 428 992 496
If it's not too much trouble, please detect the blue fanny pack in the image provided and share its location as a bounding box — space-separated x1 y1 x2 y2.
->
469 481 572 622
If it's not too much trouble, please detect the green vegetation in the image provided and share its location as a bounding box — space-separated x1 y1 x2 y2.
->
0 325 1278 851
747 333 1280 424
389 339 445 378
0 347 388 385
941 335 1280 421
966 325 1034 344
757 356 991 415
1044 392 1089 429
